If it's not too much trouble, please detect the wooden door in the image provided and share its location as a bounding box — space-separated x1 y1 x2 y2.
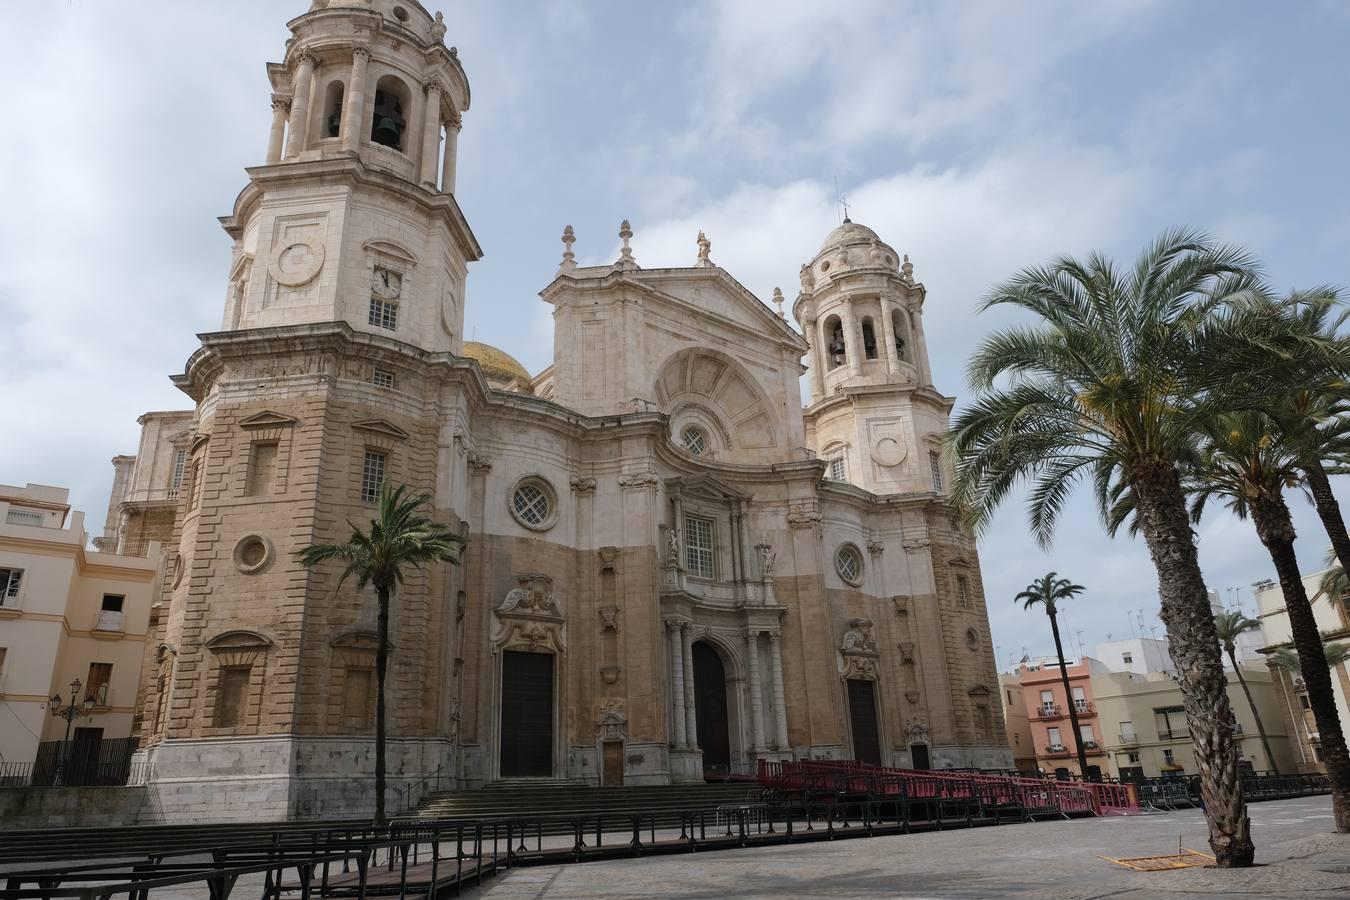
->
602 741 624 786
499 651 554 777
846 679 882 765
910 743 931 771
693 642 731 776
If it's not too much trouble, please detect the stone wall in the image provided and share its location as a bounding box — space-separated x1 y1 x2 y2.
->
0 786 162 830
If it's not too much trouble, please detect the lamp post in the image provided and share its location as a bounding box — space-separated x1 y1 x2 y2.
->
48 678 95 786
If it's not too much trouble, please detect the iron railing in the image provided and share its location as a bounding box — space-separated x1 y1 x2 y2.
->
0 737 140 787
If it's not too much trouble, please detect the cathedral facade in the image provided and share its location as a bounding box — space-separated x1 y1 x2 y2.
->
102 0 1009 820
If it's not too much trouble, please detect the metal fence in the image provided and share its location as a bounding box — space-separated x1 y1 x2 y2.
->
0 737 140 788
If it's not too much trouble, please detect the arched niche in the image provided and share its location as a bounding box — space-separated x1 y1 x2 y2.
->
370 75 411 151
653 348 781 454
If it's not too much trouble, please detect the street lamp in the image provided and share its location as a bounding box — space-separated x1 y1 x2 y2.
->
48 678 95 786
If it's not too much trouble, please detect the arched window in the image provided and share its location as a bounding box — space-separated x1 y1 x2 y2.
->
323 80 345 138
861 317 878 360
370 76 411 151
824 314 845 369
891 308 910 362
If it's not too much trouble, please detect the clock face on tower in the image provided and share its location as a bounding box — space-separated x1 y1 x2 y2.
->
372 267 402 300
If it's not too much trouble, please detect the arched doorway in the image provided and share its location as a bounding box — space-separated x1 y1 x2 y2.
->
692 641 732 776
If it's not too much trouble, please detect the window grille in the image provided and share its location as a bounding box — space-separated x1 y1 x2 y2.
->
956 574 970 607
929 451 944 493
512 482 551 526
685 515 715 579
835 545 862 584
371 367 396 388
829 456 847 481
0 568 22 603
4 508 44 526
361 451 387 504
368 297 399 331
170 448 187 495
682 427 707 456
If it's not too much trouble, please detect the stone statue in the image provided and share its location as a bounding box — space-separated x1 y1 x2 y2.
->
799 263 815 291
431 11 448 43
666 528 682 565
756 543 775 580
841 618 877 654
696 230 711 264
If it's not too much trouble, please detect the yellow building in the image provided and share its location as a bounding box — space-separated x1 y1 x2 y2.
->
998 673 1036 773
1092 667 1295 778
0 483 161 772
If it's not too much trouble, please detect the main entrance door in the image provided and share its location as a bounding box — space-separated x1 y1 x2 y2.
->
846 678 882 766
692 642 731 776
499 650 554 777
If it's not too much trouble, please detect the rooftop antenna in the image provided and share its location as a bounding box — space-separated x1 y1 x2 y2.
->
1076 629 1086 660
1128 612 1137 640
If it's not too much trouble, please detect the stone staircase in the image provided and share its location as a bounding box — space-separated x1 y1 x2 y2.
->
410 781 762 830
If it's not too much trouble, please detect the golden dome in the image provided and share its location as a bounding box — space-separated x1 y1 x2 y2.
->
461 341 531 383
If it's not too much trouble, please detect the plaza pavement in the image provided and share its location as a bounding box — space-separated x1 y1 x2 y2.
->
477 796 1350 899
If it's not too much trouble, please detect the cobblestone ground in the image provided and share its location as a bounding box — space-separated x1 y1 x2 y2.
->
478 796 1350 899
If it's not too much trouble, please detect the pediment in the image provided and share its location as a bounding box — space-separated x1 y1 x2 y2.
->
352 419 410 441
362 239 419 265
633 271 805 349
671 473 746 501
967 684 991 697
239 410 298 429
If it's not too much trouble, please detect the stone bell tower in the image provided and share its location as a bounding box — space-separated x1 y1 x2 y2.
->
219 0 480 353
795 220 952 496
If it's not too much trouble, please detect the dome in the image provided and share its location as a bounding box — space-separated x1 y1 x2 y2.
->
461 341 531 383
818 219 882 252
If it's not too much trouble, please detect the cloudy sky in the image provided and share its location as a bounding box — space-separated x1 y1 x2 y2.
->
2 1 1347 666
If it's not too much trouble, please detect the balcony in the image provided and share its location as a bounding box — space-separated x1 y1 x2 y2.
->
1042 744 1071 757
1082 740 1100 751
1118 732 1139 746
1158 729 1187 741
94 610 124 633
1073 701 1096 717
1035 704 1065 720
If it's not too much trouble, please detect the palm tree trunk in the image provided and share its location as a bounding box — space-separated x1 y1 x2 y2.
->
375 584 389 825
1304 461 1350 585
1127 458 1252 866
1227 647 1279 775
1048 611 1090 778
1250 494 1350 832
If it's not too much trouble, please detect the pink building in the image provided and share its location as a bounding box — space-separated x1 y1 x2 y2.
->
1017 657 1110 778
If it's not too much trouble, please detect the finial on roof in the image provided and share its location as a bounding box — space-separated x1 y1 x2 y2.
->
559 225 576 272
695 230 713 267
772 287 785 318
901 253 914 284
616 219 637 269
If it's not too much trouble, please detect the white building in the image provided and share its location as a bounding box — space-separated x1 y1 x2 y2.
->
1093 638 1175 676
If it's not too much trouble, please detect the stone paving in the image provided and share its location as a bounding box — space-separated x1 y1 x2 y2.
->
477 796 1350 899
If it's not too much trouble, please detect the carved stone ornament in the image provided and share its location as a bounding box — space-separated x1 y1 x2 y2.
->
755 543 775 580
871 435 907 468
599 606 619 633
892 595 910 616
666 528 682 566
905 716 929 739
902 538 931 554
787 502 823 530
491 574 565 654
600 666 621 685
898 641 916 664
904 690 921 704
840 618 880 681
269 239 325 287
570 476 597 494
619 472 661 490
597 701 627 741
467 452 492 473
866 539 884 556
597 546 618 572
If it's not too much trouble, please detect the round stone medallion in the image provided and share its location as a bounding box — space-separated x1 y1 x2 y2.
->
268 240 325 287
871 435 907 467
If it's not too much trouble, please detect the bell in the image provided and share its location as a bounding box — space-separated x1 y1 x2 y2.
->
372 116 403 148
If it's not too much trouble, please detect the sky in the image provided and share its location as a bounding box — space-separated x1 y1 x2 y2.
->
2 0 1348 668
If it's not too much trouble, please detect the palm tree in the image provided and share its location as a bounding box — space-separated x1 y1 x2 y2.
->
1176 412 1350 831
1016 573 1091 777
950 229 1266 865
1318 550 1349 620
1213 609 1280 774
1270 641 1350 674
298 484 466 824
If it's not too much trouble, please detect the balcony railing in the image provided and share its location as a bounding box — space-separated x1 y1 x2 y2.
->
1035 705 1064 719
1042 744 1071 757
95 610 124 632
1118 732 1139 746
1082 740 1099 750
1073 701 1096 716
1158 729 1187 741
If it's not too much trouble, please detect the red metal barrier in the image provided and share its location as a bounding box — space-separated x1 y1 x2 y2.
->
756 758 1138 816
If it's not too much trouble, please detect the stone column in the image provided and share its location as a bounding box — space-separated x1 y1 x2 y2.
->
266 94 290 164
911 306 933 386
682 623 698 748
667 621 687 748
671 493 685 569
746 631 765 752
770 632 790 751
840 301 863 377
420 79 444 188
803 317 824 401
283 51 316 160
441 112 461 194
340 45 370 155
878 298 899 376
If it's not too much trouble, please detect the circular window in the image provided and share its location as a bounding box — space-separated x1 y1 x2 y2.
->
392 6 410 22
510 477 557 531
682 427 707 456
835 544 863 586
232 534 273 574
820 261 831 273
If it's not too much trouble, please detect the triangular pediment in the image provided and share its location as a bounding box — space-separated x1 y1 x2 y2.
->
352 419 410 441
632 269 806 349
671 472 746 501
239 410 297 429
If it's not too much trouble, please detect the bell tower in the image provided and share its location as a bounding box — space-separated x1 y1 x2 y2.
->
795 220 951 496
219 0 480 353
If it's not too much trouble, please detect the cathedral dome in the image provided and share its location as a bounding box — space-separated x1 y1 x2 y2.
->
462 341 531 383
818 219 881 252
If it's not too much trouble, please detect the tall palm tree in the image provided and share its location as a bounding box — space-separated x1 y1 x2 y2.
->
298 484 466 824
951 229 1267 865
1213 609 1280 774
1318 550 1350 623
1174 412 1350 831
1016 573 1090 777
